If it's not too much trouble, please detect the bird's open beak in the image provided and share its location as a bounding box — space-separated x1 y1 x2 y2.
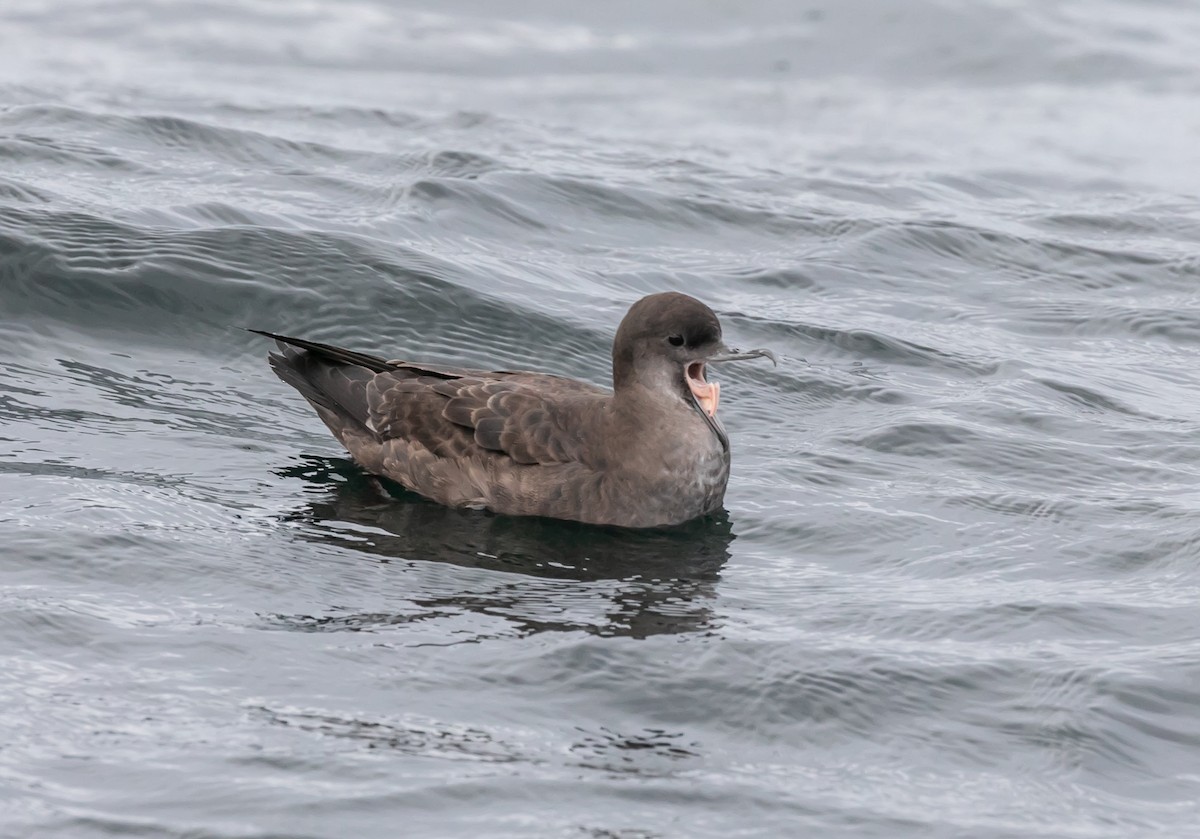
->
685 344 776 418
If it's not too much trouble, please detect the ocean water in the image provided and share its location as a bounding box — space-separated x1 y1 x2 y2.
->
3 1 1200 836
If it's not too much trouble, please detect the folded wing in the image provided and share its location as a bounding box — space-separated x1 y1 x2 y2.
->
255 330 603 470
368 372 599 467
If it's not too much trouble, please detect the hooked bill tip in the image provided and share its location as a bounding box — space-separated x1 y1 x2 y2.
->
709 346 777 367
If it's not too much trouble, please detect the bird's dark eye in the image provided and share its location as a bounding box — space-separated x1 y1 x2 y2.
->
667 334 684 347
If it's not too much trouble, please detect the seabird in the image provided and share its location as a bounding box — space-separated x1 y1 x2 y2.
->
253 292 774 528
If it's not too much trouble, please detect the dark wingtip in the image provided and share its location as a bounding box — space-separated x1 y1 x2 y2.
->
245 329 395 373
246 327 297 356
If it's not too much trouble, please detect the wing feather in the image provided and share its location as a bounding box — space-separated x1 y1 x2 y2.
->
365 372 596 467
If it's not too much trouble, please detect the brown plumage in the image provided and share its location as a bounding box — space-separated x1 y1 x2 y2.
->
253 292 774 528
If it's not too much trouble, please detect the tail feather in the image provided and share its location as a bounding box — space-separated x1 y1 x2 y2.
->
251 330 382 437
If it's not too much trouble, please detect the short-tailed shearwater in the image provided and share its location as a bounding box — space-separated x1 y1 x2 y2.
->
253 292 774 528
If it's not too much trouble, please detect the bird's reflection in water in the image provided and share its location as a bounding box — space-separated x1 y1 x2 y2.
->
274 456 735 639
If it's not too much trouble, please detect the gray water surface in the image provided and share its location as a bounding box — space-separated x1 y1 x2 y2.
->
3 1 1200 837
